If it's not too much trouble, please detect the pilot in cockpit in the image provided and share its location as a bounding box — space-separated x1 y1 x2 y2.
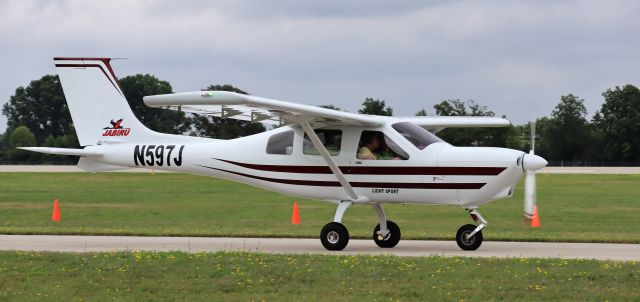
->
357 132 380 160
358 132 402 160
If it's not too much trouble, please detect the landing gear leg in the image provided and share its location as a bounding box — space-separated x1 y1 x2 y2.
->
320 201 352 251
455 208 486 251
372 204 401 248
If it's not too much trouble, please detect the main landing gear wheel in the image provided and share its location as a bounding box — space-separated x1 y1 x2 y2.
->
373 220 401 248
456 224 483 251
320 222 349 251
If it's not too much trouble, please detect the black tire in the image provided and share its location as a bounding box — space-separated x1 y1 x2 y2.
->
373 220 401 248
320 222 349 251
456 224 483 251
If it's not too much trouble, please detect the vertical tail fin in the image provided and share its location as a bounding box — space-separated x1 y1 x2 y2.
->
54 57 154 146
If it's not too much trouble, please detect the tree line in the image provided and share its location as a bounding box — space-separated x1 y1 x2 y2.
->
1 73 639 165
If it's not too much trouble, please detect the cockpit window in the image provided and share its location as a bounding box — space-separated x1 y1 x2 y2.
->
303 129 342 156
357 131 409 160
266 130 294 155
392 122 444 150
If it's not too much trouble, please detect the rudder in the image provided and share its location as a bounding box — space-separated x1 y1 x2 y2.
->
54 57 154 146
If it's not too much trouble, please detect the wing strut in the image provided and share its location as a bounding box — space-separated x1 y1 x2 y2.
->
299 121 359 201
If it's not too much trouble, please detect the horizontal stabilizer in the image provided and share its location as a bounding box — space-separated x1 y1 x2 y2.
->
18 147 103 157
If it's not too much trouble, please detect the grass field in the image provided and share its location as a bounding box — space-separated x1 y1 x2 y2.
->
0 251 637 301
1 172 640 243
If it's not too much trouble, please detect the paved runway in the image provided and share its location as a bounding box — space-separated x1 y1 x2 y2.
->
0 235 638 261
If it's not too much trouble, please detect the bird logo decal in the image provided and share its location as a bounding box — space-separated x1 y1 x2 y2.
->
105 119 124 129
101 118 130 136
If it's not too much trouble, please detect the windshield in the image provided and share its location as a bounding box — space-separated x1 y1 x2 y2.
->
392 122 445 150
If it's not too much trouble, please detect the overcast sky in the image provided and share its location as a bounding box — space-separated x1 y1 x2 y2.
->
1 0 638 132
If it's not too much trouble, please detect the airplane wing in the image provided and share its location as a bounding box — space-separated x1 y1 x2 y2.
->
144 91 509 201
145 91 509 130
143 91 384 127
398 116 511 131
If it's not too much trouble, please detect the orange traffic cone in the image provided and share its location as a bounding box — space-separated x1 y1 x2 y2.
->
531 205 540 228
291 202 300 225
52 198 61 221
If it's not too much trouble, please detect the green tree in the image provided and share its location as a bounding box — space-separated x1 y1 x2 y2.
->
10 126 36 147
432 99 515 147
415 109 427 116
119 74 191 134
0 132 5 161
522 117 552 155
8 126 36 161
41 135 59 163
319 104 343 111
483 116 522 149
359 98 393 116
190 85 266 139
2 75 74 144
55 133 78 148
434 99 494 117
593 85 640 162
43 135 57 147
538 94 593 163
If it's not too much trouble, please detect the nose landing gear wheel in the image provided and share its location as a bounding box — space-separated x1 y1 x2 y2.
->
456 224 483 251
321 222 349 251
373 220 401 248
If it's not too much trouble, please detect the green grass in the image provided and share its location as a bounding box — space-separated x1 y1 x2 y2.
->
1 173 640 243
0 251 638 301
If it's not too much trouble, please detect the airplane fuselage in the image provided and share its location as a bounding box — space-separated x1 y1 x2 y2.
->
86 124 527 207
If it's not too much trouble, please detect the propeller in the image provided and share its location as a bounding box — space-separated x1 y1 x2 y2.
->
523 121 547 222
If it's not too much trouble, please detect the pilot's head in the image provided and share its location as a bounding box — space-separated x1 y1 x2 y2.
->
361 132 381 150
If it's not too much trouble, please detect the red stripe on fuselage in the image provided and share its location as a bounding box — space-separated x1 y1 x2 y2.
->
214 158 506 176
199 165 486 189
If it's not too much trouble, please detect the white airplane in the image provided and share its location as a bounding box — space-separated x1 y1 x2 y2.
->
22 57 548 251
